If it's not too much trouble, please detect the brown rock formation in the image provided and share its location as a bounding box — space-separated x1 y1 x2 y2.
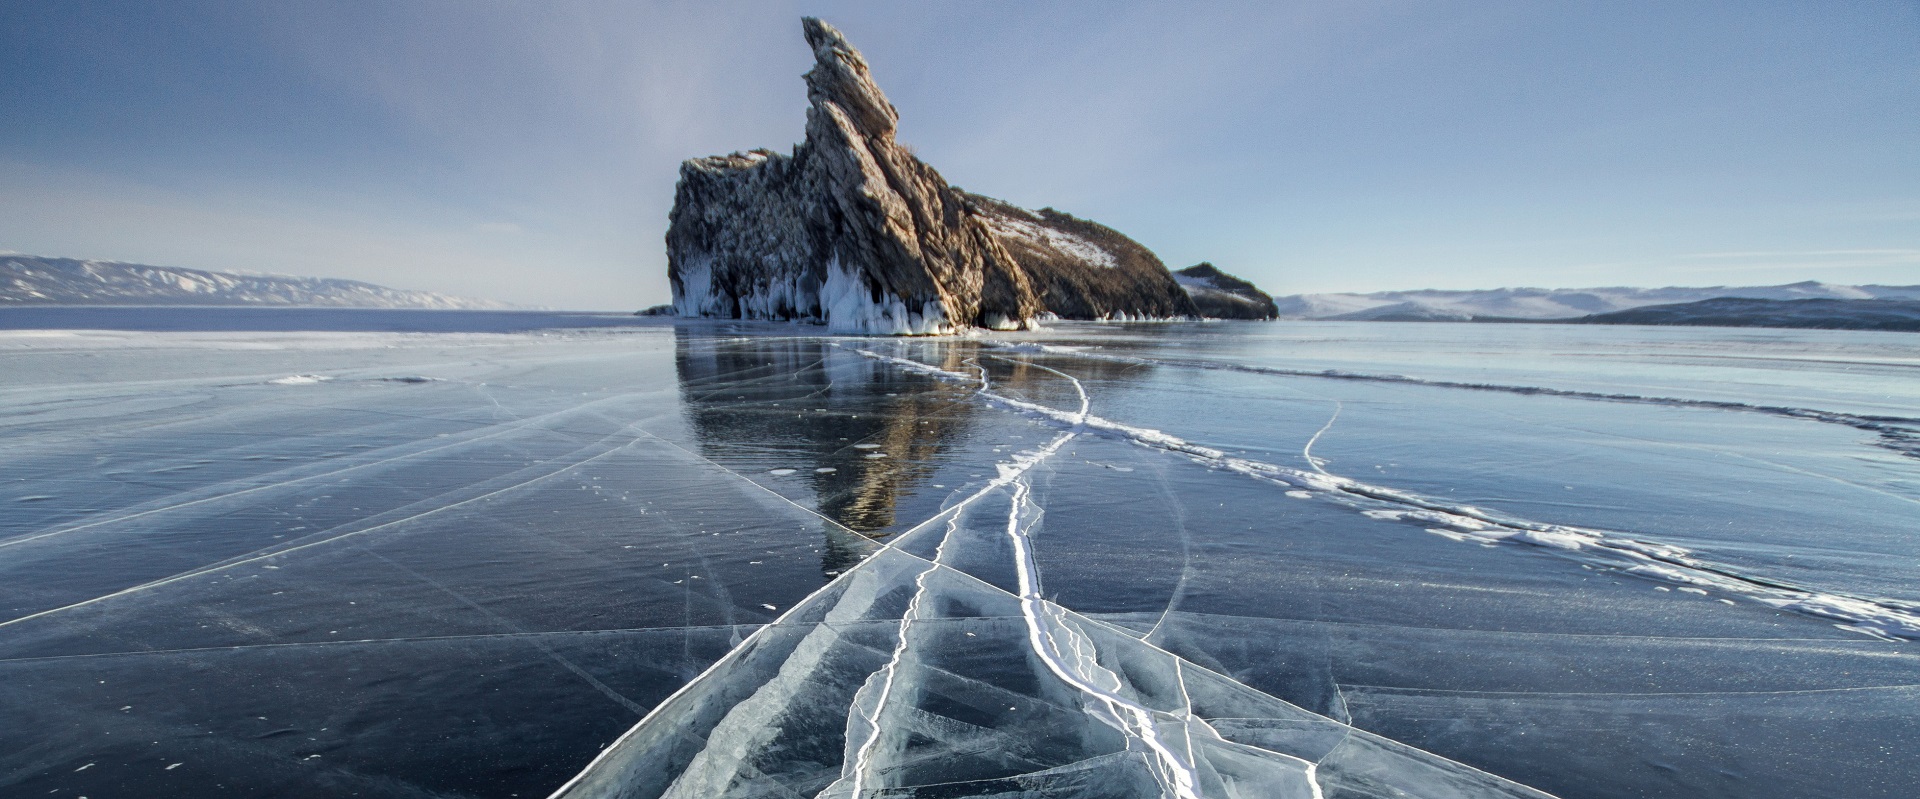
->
1174 262 1281 320
667 18 1220 333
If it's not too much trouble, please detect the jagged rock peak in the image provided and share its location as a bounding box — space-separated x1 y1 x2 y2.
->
802 18 898 139
664 18 1241 334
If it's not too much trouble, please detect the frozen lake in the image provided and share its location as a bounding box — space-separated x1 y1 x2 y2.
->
2 310 1915 798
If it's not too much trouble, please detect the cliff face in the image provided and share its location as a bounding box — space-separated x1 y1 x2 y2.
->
967 194 1195 320
667 18 1202 333
1174 263 1280 320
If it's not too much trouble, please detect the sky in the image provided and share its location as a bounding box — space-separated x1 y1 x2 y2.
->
2 1 1916 310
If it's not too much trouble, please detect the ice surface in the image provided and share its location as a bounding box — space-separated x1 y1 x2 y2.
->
3 311 1917 799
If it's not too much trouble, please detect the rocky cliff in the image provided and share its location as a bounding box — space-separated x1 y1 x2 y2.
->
966 193 1195 321
666 18 1211 333
1173 262 1279 320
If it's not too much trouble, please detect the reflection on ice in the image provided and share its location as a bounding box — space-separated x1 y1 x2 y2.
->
559 356 1549 799
561 327 1920 799
675 332 987 539
4 319 1917 799
862 345 1920 641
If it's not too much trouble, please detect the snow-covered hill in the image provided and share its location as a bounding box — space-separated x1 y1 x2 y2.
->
1 256 510 309
1576 297 1920 331
1274 281 1920 321
1172 262 1278 319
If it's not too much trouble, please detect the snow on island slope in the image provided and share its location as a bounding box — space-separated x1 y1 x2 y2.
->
1172 263 1279 320
980 212 1117 270
2 255 509 309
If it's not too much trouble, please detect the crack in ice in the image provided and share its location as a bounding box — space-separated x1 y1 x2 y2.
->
867 346 1920 642
0 420 656 630
989 341 1920 459
555 347 1556 799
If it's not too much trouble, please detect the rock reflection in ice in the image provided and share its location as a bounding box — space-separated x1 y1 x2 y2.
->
557 357 1550 799
4 319 1917 799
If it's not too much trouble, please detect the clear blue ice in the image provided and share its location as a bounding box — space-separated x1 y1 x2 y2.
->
2 313 1916 798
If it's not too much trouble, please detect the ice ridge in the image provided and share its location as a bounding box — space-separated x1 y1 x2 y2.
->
983 360 1216 799
989 342 1920 459
553 352 1557 799
859 347 1920 642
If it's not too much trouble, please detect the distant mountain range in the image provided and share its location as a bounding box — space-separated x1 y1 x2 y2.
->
1275 281 1920 321
1570 297 1920 332
1 255 510 309
12 250 1913 333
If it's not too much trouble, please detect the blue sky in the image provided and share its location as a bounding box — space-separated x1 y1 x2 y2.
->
2 1 1915 309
